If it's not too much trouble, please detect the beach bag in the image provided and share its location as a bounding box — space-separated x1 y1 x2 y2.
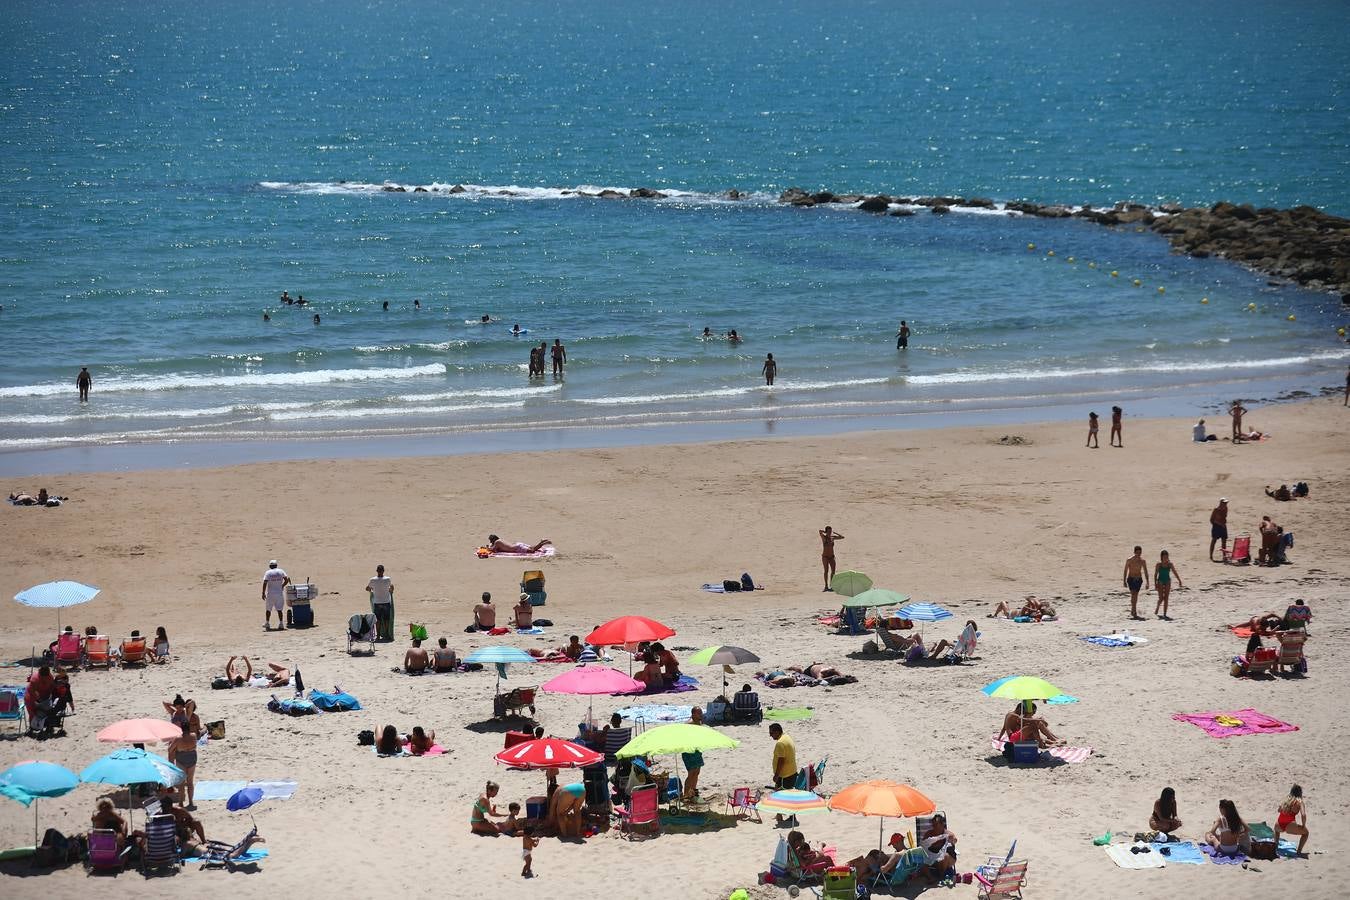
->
722 579 742 592
358 729 375 746
1250 839 1277 860
409 623 428 642
740 573 755 591
206 720 226 740
211 676 232 690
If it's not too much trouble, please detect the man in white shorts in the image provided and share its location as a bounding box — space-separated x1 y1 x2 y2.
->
262 560 290 631
367 564 395 642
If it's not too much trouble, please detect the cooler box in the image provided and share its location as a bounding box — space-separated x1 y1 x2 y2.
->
1011 741 1040 764
521 570 545 593
525 796 547 821
289 603 314 628
285 582 318 604
525 591 546 607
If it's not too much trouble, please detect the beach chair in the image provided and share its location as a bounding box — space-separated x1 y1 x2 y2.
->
729 689 762 723
975 856 1028 900
199 826 261 870
795 757 828 793
346 614 377 655
520 569 546 607
780 839 834 884
726 786 761 822
0 688 27 735
947 623 979 663
822 866 856 900
875 624 918 657
873 846 928 891
1222 535 1251 565
53 632 83 667
1276 631 1307 674
602 726 633 764
119 637 149 668
84 636 112 669
140 814 181 874
614 783 660 839
1238 647 1278 677
86 829 125 873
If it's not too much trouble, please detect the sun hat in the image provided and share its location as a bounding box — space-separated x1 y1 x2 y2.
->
269 560 278 567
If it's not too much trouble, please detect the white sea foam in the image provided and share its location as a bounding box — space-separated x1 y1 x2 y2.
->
258 181 776 205
393 383 562 403
573 377 891 405
269 401 526 421
906 351 1350 386
0 364 447 398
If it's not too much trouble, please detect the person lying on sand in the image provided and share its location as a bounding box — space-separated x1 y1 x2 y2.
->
487 535 553 554
998 702 1065 748
225 656 252 687
989 596 1055 620
1237 612 1286 636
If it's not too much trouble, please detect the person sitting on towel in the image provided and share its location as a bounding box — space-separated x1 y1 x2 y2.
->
433 638 459 672
487 534 552 554
404 639 429 674
652 642 680 685
632 649 662 686
998 701 1065 748
563 635 583 661
472 592 496 631
513 594 534 629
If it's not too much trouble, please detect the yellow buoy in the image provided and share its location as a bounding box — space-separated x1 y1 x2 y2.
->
1132 279 1141 287
1247 303 1257 310
1338 327 1346 336
1067 256 1075 263
1047 250 1055 257
1110 270 1118 277
1287 314 1296 321
1027 243 1036 250
1158 286 1165 294
1200 298 1209 304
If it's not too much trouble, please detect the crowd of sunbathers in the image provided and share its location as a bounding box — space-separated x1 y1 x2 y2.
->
1231 601 1311 677
757 663 859 687
784 814 961 887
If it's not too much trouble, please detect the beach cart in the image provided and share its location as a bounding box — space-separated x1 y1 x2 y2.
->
285 579 317 628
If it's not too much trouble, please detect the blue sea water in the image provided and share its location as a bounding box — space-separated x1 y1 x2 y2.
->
2 0 1348 467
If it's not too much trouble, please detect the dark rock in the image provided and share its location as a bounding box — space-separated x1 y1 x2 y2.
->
1033 205 1074 218
413 186 428 193
725 189 742 200
810 191 837 204
448 184 466 194
889 208 916 217
857 196 890 213
629 187 667 199
779 187 810 204
836 194 865 204
1158 203 1183 214
597 189 625 199
931 205 950 215
1005 201 1044 215
915 196 964 208
965 197 996 209
382 185 407 192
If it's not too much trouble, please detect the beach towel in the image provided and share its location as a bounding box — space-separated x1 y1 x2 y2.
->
701 584 726 593
763 707 814 721
194 781 298 802
1148 841 1206 864
1104 843 1166 869
989 735 1093 764
1171 708 1298 738
614 704 693 723
478 546 556 559
516 626 545 635
1045 694 1079 705
527 649 574 663
639 674 699 695
184 848 269 864
267 696 316 716
1008 615 1057 623
1229 624 1255 638
1083 633 1149 648
1199 844 1247 865
307 689 362 712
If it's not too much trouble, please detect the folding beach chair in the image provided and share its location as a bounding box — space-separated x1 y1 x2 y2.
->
0 688 26 735
119 637 149 668
946 623 979 663
53 632 83 667
729 689 762 723
779 838 834 885
873 846 928 891
613 783 660 839
84 636 112 669
975 856 1028 900
346 614 377 655
1239 647 1278 677
1276 631 1307 674
795 757 828 793
725 786 761 822
822 866 856 900
199 826 262 870
1222 535 1251 565
86 829 125 873
140 814 182 874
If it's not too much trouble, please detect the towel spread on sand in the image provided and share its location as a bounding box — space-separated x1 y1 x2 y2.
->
989 735 1093 764
763 707 815 721
637 674 699 695
614 704 693 723
701 584 727 593
1083 633 1150 648
195 781 298 802
527 649 574 663
478 546 556 559
374 742 448 758
1045 695 1079 705
1172 708 1298 738
1148 841 1207 864
1199 843 1248 865
515 626 545 635
1104 843 1166 869
183 848 270 864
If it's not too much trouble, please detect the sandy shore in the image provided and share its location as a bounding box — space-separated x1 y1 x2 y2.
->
2 397 1347 898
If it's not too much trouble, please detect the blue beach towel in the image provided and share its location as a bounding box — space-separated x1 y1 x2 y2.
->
184 848 269 864
1149 841 1206 864
1046 694 1079 705
516 626 545 635
614 704 693 723
194 781 298 802
1082 636 1131 648
638 674 699 695
308 689 362 712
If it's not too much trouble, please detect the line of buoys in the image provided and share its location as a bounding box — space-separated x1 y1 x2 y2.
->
1132 278 1142 287
1046 250 1055 257
1110 270 1118 277
1027 243 1036 250
1287 314 1296 321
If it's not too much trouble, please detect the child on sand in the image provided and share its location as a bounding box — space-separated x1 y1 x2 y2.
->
501 801 521 835
1153 550 1183 620
521 828 538 877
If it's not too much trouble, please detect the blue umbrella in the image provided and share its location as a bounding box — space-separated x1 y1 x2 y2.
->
227 786 264 812
0 761 79 845
14 581 100 630
464 646 536 692
81 748 184 789
896 602 953 624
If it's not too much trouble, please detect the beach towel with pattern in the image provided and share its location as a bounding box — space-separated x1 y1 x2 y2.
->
989 735 1093 763
195 781 298 802
478 545 556 559
614 704 693 723
1171 708 1298 738
1199 844 1247 865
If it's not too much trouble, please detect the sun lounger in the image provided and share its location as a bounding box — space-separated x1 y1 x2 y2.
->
199 826 262 870
140 813 181 874
347 614 377 655
53 632 82 667
119 638 148 668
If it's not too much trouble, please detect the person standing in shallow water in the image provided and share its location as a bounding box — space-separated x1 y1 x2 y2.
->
896 320 910 349
551 339 566 376
76 367 92 402
762 353 777 385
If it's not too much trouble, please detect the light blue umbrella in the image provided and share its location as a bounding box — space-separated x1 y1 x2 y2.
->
14 581 100 630
81 748 184 789
0 761 80 844
465 646 536 692
896 602 953 624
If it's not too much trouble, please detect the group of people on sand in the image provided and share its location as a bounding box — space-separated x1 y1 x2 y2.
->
1147 785 1311 858
997 701 1066 749
9 487 65 507
989 596 1056 621
1122 546 1184 620
374 723 437 756
814 813 958 886
1233 600 1311 676
1086 406 1125 448
472 774 588 877
46 624 170 666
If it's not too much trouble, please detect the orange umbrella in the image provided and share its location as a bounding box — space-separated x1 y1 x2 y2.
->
828 779 937 848
96 719 181 743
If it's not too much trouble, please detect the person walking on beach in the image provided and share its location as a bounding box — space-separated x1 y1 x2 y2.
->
1110 406 1123 448
896 320 910 350
76 367 92 402
551 339 566 376
1229 400 1248 441
1209 498 1229 561
1123 546 1149 620
261 560 290 631
768 723 798 825
367 564 395 642
819 525 844 591
1086 412 1099 448
762 353 777 386
1154 550 1182 620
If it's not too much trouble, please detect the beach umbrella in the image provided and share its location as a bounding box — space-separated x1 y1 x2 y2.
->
494 738 603 770
686 645 760 693
829 571 872 597
81 748 185 833
14 580 100 630
96 718 181 744
541 665 643 719
828 779 937 849
839 588 909 609
227 786 264 812
896 602 952 623
586 616 675 647
614 723 740 758
980 676 1063 702
464 646 537 693
757 789 829 817
0 761 80 845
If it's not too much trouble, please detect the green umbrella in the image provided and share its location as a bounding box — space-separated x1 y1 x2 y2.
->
839 588 908 609
615 724 740 758
981 676 1063 701
687 645 761 694
830 571 873 597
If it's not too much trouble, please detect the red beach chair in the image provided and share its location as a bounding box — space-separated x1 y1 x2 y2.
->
1222 535 1251 565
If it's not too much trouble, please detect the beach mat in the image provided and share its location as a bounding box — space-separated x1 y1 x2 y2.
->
1149 841 1206 864
701 584 726 593
1105 843 1166 869
183 847 269 864
763 707 814 721
194 781 298 802
989 735 1092 764
1045 695 1079 705
614 704 693 723
1172 708 1298 738
1199 844 1247 865
479 546 556 559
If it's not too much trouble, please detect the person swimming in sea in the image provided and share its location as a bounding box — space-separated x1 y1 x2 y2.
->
414 299 421 310
263 312 270 321
313 313 321 325
383 300 389 311
296 294 307 306
702 327 712 339
512 323 523 335
728 329 741 342
482 314 491 323
280 291 292 304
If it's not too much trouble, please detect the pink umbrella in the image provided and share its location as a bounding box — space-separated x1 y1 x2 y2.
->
542 665 643 720
96 719 181 743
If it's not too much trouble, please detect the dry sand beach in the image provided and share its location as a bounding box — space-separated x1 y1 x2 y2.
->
2 397 1347 899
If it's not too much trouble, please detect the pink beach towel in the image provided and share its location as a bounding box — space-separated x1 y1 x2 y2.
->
478 545 556 559
1171 708 1298 738
989 735 1092 764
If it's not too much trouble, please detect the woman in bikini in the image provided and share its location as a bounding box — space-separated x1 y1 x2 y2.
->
1204 799 1250 856
998 702 1064 748
1150 787 1182 835
408 726 436 755
819 526 844 591
1274 785 1309 855
166 721 199 808
1153 550 1183 620
472 781 507 835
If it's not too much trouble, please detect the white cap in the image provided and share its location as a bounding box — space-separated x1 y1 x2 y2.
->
1219 498 1227 504
269 560 278 568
